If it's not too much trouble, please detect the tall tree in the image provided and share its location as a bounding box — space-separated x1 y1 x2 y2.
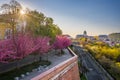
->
0 33 35 63
53 35 71 54
45 17 53 25
0 33 52 63
0 39 15 63
33 37 51 55
1 4 10 14
1 0 22 14
10 0 22 14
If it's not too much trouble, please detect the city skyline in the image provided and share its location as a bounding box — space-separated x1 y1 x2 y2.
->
0 0 120 37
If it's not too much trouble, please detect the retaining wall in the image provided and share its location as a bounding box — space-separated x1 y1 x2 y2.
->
31 48 80 80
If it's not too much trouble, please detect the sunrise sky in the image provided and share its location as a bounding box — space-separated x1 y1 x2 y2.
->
0 0 120 37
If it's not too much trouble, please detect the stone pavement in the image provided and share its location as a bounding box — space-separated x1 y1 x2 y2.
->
15 49 72 80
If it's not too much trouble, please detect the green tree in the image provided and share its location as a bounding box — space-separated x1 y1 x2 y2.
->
26 11 62 40
0 0 62 41
0 0 23 39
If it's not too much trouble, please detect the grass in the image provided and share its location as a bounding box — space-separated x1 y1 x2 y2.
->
0 60 51 80
80 73 87 80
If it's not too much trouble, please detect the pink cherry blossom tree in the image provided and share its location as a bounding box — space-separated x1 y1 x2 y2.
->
53 35 71 54
33 37 51 61
0 39 15 63
13 33 35 59
0 33 52 63
0 33 35 63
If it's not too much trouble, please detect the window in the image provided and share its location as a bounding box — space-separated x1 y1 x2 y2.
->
5 28 12 39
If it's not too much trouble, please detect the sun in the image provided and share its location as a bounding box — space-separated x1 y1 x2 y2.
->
20 10 25 15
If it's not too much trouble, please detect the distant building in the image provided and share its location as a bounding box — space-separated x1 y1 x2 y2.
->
0 23 12 39
0 21 26 39
16 21 26 32
0 13 27 40
76 30 88 39
76 34 84 39
87 36 95 41
98 35 108 41
98 35 115 46
83 30 87 37
109 33 120 42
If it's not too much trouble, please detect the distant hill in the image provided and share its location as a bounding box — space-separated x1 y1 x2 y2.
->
109 33 120 42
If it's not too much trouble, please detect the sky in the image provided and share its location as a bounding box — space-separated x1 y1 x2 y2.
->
0 0 120 37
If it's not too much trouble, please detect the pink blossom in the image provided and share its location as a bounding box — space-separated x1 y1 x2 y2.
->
53 35 71 50
0 33 52 63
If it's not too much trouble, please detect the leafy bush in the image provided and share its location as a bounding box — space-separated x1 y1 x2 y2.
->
85 41 120 80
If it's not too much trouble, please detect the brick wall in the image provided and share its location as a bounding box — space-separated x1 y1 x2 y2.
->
31 48 80 80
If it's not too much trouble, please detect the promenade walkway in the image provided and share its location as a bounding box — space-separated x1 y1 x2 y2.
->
20 49 72 80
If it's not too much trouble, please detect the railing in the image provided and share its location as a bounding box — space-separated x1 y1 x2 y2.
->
31 48 80 80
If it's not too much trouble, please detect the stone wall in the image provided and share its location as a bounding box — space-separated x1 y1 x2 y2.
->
31 48 80 80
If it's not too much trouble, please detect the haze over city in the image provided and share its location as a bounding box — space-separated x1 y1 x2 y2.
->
0 0 120 37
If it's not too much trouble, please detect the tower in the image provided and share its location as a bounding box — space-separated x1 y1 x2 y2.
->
83 30 87 37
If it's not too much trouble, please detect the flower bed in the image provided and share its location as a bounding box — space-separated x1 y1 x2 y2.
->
0 60 51 80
